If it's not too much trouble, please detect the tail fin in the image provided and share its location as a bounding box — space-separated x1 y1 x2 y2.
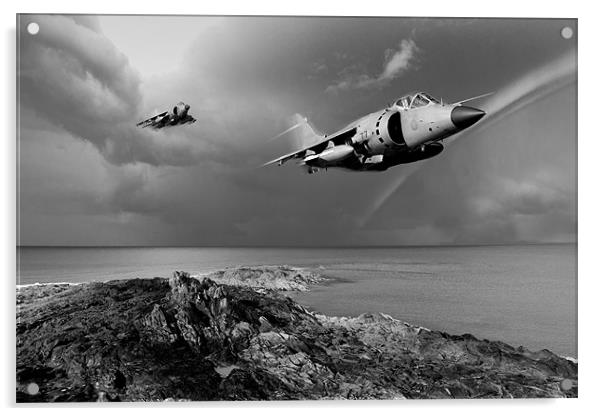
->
269 114 324 149
290 114 324 149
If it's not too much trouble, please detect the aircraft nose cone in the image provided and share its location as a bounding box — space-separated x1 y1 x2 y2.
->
451 106 486 129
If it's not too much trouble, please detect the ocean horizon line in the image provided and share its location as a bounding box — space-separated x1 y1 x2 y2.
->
17 242 576 249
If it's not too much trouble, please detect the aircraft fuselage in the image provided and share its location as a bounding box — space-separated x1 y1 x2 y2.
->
265 92 487 173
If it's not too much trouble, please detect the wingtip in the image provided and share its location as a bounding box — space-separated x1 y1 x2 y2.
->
262 160 282 168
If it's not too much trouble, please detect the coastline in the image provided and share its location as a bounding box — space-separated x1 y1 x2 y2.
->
16 266 577 401
16 245 576 358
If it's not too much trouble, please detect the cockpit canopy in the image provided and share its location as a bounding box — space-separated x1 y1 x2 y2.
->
393 92 440 109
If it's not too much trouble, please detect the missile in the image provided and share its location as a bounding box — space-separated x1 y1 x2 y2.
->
303 145 355 166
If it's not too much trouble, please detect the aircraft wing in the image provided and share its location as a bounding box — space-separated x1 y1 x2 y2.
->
136 111 169 128
263 126 357 166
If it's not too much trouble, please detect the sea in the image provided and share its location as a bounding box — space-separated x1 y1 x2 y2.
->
16 244 577 358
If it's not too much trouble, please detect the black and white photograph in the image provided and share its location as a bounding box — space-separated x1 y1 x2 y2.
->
15 12 578 402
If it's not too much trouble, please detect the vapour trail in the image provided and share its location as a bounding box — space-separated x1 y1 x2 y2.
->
359 50 576 228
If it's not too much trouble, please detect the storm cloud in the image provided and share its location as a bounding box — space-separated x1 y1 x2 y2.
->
17 16 577 246
18 15 212 166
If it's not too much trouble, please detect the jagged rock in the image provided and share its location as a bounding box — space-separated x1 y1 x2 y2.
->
16 272 577 402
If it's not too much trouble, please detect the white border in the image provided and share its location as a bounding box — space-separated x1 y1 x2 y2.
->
3 1 599 415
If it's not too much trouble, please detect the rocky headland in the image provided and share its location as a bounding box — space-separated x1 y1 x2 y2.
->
199 265 327 291
16 267 577 402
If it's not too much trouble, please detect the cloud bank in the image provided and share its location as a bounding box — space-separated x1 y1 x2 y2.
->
19 15 208 167
17 16 577 246
326 39 419 93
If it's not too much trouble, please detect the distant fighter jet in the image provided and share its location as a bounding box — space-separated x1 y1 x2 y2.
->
136 102 196 129
264 92 489 173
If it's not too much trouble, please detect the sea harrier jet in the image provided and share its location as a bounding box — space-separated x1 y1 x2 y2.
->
136 102 196 129
264 92 490 174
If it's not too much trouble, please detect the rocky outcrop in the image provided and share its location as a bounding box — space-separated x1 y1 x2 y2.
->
16 271 577 402
201 265 327 291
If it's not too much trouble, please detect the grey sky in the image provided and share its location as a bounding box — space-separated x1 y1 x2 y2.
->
17 15 576 246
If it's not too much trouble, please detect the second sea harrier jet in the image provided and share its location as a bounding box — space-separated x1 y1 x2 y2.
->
136 102 197 129
264 92 489 173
